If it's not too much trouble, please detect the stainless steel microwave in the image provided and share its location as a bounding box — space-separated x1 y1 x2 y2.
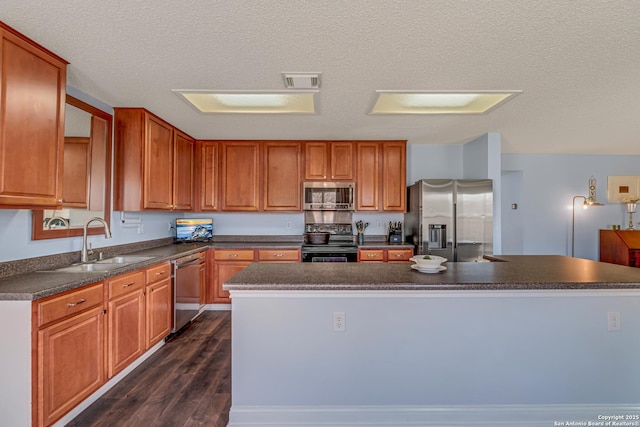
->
303 182 355 211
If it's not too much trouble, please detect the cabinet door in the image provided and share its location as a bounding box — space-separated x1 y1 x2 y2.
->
304 141 329 180
146 277 171 348
263 142 302 211
107 289 145 378
38 306 105 427
330 142 355 181
382 141 406 212
220 141 261 211
62 137 90 208
143 114 174 209
356 142 380 211
214 262 251 303
197 140 218 211
173 129 194 211
0 25 66 208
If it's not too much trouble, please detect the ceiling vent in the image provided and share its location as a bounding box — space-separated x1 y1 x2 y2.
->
282 73 321 89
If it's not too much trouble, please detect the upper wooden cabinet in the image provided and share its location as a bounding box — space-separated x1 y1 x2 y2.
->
381 141 406 211
195 139 404 213
0 23 67 208
220 141 261 211
263 141 302 211
304 141 355 181
196 140 219 211
114 108 194 211
356 140 406 212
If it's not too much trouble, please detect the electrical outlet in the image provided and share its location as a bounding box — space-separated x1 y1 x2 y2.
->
333 311 346 332
608 311 621 331
137 224 144 235
168 221 173 231
286 221 291 229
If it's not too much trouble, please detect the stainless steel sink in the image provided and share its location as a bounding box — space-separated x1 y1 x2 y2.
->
39 255 156 273
46 263 126 273
95 255 155 264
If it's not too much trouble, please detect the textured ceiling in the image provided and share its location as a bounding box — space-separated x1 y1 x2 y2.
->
3 0 640 154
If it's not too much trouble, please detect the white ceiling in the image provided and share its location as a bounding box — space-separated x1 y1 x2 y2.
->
3 0 640 154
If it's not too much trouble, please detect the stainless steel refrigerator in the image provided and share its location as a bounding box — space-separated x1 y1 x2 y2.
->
404 179 493 262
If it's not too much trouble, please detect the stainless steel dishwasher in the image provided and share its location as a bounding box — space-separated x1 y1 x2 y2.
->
172 252 205 333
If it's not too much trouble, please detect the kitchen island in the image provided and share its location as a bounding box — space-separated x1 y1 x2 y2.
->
224 256 640 427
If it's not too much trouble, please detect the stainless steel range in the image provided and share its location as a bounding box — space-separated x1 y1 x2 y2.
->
301 211 357 262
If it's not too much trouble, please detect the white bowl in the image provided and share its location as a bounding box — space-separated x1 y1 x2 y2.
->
409 255 447 269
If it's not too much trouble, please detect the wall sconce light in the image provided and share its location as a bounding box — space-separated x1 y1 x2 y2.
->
571 176 604 257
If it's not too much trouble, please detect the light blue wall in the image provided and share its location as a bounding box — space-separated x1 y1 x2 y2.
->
501 153 640 260
230 290 640 424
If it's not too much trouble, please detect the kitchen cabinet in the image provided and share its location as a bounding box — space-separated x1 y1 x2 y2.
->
106 270 146 378
358 247 413 262
34 282 105 427
0 23 67 208
220 141 261 211
355 142 379 211
114 108 194 211
196 140 219 211
381 141 406 211
213 249 255 303
257 249 301 262
304 141 355 181
173 129 195 211
263 141 302 211
600 230 640 267
145 262 172 348
356 140 406 212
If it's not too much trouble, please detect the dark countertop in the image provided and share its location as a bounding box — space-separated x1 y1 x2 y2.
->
224 255 640 291
0 243 208 301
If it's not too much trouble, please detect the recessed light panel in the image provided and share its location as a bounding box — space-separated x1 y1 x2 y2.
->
369 90 521 114
173 90 318 114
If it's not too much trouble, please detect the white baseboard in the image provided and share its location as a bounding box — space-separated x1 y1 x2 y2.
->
205 303 231 311
51 340 165 427
227 404 640 427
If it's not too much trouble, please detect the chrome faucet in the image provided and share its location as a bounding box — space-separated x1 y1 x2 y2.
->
82 217 112 263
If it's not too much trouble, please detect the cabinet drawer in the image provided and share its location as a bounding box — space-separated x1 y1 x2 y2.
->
257 249 300 262
359 249 384 262
107 270 145 300
387 249 413 262
146 262 171 284
214 249 254 261
37 282 104 327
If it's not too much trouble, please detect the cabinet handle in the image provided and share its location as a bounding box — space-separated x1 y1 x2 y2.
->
67 298 86 307
394 254 403 258
273 253 284 257
367 253 377 257
122 282 136 288
156 271 165 275
229 253 238 258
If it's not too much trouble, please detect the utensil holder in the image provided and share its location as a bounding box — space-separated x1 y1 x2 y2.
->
357 232 364 245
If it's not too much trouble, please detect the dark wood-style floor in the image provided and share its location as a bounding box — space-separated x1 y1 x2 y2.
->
67 311 231 427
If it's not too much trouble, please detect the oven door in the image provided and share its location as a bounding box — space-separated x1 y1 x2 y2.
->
302 250 357 262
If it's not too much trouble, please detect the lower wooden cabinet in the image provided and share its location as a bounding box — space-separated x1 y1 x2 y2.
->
358 249 385 262
33 260 175 426
35 282 105 427
144 262 172 348
211 248 301 304
106 271 145 378
213 249 255 304
358 247 413 262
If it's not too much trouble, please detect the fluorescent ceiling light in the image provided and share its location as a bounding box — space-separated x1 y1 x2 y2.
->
369 91 521 114
173 90 318 114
